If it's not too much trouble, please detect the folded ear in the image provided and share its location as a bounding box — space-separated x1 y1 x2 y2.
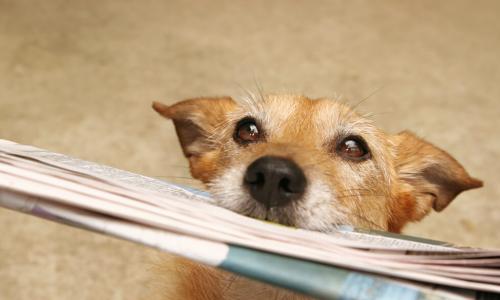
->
152 97 236 182
152 97 236 157
392 131 482 212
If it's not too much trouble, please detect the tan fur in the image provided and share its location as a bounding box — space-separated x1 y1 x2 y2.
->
152 94 482 299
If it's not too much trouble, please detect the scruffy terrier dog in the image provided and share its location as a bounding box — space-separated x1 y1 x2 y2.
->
152 94 482 299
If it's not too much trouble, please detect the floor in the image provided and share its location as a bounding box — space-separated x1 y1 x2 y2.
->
1 1 499 299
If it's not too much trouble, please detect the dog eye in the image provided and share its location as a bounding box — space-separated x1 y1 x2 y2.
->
234 118 260 144
337 136 371 161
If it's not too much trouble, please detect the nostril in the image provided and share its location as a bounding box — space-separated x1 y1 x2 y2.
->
251 172 265 185
279 178 292 193
255 172 265 185
279 176 306 195
245 171 265 186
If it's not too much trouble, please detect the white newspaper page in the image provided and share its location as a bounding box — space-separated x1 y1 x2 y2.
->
1 139 499 293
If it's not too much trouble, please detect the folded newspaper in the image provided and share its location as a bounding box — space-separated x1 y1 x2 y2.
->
0 139 499 300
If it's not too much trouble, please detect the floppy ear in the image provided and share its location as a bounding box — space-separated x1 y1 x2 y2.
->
152 97 236 182
392 131 482 213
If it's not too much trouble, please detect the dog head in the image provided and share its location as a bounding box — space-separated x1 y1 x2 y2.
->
153 94 482 233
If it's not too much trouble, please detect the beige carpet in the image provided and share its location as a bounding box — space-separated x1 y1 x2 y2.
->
1 0 499 299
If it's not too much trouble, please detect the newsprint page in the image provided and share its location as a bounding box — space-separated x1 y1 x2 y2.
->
1 139 499 300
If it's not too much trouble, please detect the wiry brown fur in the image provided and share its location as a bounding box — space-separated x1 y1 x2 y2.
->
152 94 482 299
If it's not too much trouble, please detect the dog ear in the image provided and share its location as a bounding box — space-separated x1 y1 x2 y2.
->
392 131 482 213
152 97 236 182
152 97 236 157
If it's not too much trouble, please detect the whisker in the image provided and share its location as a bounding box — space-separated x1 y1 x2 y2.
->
335 194 387 200
341 212 386 231
350 85 386 111
362 111 393 119
335 188 379 193
253 75 265 103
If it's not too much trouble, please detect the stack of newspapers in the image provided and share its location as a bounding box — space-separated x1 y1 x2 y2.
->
0 139 498 300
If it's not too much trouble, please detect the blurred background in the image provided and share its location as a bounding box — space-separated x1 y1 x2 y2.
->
1 0 499 299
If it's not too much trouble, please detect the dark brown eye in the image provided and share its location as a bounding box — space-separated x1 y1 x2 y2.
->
337 136 371 161
234 118 261 144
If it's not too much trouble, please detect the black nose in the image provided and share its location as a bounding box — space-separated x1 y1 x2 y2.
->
243 156 306 207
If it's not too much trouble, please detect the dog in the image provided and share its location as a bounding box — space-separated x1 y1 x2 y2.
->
151 94 482 299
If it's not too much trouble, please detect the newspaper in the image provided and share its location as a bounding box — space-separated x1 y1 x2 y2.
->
0 139 499 299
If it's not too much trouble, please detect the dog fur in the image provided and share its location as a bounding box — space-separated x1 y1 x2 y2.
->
151 94 482 299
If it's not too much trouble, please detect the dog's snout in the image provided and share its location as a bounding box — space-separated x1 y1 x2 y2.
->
244 156 306 207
